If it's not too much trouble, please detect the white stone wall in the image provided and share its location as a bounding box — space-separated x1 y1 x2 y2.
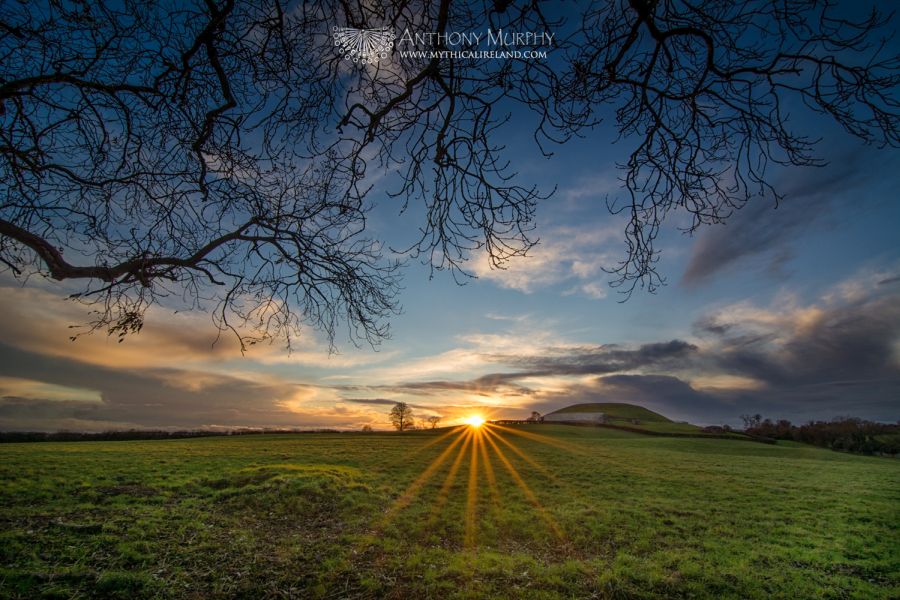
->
543 412 606 422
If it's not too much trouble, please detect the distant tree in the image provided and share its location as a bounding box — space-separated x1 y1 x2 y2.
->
741 414 899 455
426 416 442 430
361 424 373 433
528 412 542 423
389 402 415 432
740 414 763 430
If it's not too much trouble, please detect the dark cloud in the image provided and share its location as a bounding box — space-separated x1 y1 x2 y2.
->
685 286 900 422
527 374 732 424
707 293 900 387
341 397 435 411
1 269 897 431
692 316 733 336
385 286 900 425
382 373 532 396
372 340 697 398
0 343 362 431
487 340 697 377
342 397 403 406
0 396 152 432
681 147 898 287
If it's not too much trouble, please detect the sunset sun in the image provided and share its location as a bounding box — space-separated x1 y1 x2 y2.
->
465 415 485 428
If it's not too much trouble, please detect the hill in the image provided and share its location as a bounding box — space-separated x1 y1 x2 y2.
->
0 426 896 598
542 402 735 436
546 402 672 422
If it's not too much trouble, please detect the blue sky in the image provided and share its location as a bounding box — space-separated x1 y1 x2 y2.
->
1 2 899 431
2 115 897 431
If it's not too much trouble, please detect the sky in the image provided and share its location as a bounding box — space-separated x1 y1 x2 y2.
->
2 7 899 432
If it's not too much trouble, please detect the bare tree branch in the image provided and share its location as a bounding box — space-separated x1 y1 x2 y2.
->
1 0 896 347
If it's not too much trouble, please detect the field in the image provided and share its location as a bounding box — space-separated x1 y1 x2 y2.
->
1 424 898 599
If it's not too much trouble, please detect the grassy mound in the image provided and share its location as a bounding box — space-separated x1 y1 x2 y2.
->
542 402 746 436
546 402 672 422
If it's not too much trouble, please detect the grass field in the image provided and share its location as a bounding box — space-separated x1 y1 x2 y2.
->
1 424 898 599
609 420 705 434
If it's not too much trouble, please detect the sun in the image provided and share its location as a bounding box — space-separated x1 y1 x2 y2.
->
465 415 485 428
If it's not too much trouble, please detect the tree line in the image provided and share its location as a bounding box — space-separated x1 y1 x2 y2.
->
0 428 348 443
740 415 900 456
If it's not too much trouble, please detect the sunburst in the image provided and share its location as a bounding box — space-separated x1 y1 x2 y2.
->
465 415 486 427
366 421 571 549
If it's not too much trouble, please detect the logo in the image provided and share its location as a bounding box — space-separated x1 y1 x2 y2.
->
332 26 395 64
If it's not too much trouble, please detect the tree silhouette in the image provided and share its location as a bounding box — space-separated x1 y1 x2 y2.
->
740 414 763 430
426 415 442 429
389 402 414 431
1 0 896 348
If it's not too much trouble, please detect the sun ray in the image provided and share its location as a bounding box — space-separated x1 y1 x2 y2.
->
489 423 588 455
489 424 645 480
365 423 578 552
464 428 480 549
482 429 565 541
477 430 502 510
378 426 469 527
483 426 555 479
482 426 596 509
425 429 473 527
401 425 467 459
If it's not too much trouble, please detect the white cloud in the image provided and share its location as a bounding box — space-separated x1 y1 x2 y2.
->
0 283 391 372
471 224 620 298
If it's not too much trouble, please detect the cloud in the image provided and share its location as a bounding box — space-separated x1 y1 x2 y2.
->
1 263 897 431
377 372 534 397
681 147 899 287
0 377 102 403
696 283 900 388
685 273 900 421
488 339 698 377
556 173 622 210
341 397 402 406
358 340 699 412
0 282 392 372
0 341 388 432
576 282 608 300
471 224 620 298
361 273 900 424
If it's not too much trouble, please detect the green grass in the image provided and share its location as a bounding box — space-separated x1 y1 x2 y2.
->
1 424 898 599
612 420 702 434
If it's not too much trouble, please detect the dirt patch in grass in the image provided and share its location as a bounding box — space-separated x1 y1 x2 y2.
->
96 485 158 498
